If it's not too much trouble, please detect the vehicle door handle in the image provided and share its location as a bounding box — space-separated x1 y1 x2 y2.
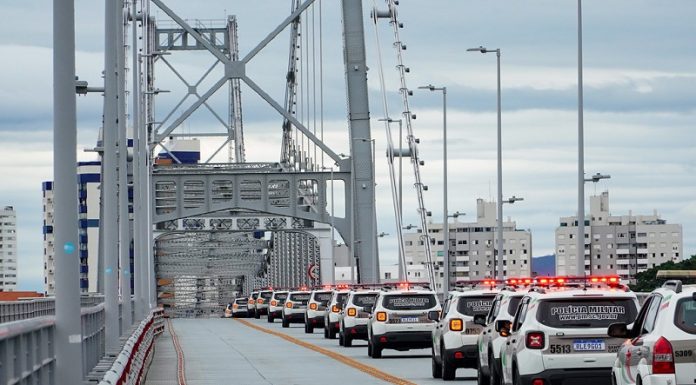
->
506 342 510 346
511 339 516 343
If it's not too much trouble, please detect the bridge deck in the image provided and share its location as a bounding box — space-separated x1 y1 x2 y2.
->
144 318 477 385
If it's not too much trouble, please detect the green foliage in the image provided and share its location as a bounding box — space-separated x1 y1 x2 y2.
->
630 255 696 292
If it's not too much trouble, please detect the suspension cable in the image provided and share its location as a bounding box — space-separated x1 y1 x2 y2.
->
377 0 437 288
370 0 409 283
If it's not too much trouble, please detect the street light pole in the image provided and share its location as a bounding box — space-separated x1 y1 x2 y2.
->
466 46 503 280
418 85 449 293
577 0 586 277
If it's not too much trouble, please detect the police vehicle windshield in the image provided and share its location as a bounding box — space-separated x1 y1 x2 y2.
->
289 293 311 304
536 298 638 328
352 293 377 307
383 294 437 311
457 295 496 316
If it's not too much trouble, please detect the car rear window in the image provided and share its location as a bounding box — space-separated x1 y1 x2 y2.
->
260 291 273 299
507 296 522 316
457 295 496 316
352 294 378 307
674 298 696 334
383 294 437 310
336 293 349 305
273 292 288 301
313 291 333 303
235 298 248 305
251 293 259 299
290 293 311 304
537 298 638 328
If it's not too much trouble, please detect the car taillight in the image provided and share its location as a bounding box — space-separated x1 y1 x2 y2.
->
652 337 675 374
286 302 293 309
332 305 340 313
310 303 318 310
347 308 357 317
233 304 238 309
257 298 264 304
526 332 545 349
376 312 387 322
449 318 463 332
271 300 277 306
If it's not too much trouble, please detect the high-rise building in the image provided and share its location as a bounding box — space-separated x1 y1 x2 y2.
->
555 191 683 281
43 162 103 294
403 199 532 290
0 206 18 291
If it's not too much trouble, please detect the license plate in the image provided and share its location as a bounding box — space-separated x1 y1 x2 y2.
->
573 339 605 351
400 317 419 323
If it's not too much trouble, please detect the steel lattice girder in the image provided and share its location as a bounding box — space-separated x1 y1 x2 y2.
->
151 170 351 243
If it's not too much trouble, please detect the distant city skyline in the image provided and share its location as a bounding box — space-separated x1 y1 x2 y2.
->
1 1 694 291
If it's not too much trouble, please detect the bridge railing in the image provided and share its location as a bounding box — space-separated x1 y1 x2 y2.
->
0 296 154 385
96 308 164 385
0 294 105 323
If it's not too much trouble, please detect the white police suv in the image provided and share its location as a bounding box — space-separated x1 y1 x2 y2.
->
267 290 288 323
255 289 273 319
339 289 380 347
366 285 441 358
282 290 312 328
500 277 639 385
324 288 351 339
229 297 249 318
609 280 696 385
475 287 525 385
431 283 499 380
247 291 259 318
305 288 333 333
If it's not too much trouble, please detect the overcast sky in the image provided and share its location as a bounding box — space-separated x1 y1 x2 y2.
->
1 1 694 291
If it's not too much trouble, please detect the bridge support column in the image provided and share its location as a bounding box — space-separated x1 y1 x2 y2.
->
341 0 378 283
53 0 83 382
310 226 334 285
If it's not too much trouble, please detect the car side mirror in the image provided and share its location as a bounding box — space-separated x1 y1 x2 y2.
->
607 323 630 338
427 310 440 322
496 320 512 337
473 314 487 327
362 306 373 313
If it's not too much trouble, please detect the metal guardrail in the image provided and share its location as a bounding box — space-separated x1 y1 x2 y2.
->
0 294 106 323
0 297 154 385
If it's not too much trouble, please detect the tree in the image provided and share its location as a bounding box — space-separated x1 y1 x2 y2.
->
630 255 696 292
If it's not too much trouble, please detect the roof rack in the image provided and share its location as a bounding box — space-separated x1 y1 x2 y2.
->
662 280 683 293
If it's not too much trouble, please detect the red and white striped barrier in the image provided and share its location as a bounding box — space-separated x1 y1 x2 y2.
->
98 308 164 385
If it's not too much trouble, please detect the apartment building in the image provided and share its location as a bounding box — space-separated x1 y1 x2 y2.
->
403 199 532 291
0 206 18 291
555 191 683 281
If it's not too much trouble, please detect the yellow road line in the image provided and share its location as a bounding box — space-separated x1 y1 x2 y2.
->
235 318 417 385
167 318 188 385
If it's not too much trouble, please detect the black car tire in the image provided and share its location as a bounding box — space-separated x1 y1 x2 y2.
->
477 356 488 385
339 331 345 346
432 347 442 378
371 341 382 359
324 326 329 338
344 335 352 347
305 322 313 334
282 317 289 328
489 354 500 385
442 345 456 381
267 314 274 323
328 327 337 339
